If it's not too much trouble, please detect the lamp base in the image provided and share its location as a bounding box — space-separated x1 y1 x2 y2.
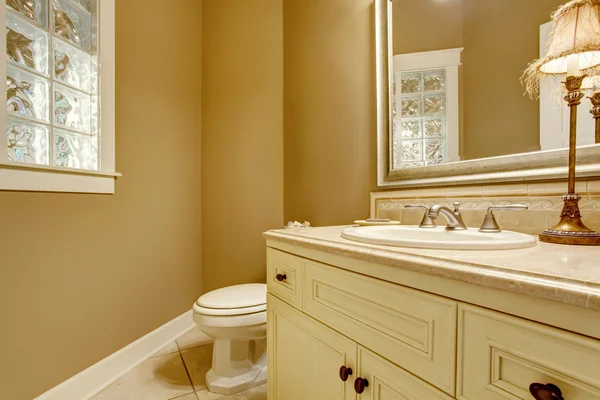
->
539 194 600 246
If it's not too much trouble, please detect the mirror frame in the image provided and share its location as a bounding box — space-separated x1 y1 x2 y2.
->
375 0 600 189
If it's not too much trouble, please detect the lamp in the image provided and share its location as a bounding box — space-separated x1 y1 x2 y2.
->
523 0 600 245
586 76 600 143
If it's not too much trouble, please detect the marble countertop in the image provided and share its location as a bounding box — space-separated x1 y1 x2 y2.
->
263 225 600 311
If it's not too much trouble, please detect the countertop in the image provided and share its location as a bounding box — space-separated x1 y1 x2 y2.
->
263 225 600 312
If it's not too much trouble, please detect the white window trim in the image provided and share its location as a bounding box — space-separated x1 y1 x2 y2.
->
393 48 463 163
0 0 119 194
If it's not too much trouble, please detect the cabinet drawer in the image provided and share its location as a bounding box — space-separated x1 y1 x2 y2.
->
357 346 453 400
458 304 600 400
267 248 303 309
303 261 458 396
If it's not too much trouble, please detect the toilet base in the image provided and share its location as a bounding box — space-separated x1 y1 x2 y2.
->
206 363 267 395
204 337 267 395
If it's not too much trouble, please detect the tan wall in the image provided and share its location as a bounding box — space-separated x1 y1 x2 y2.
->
393 0 464 54
462 0 564 160
201 0 284 292
0 1 203 398
392 0 564 160
283 0 377 226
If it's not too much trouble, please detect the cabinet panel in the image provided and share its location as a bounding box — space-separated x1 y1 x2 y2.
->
304 261 457 395
458 303 600 400
267 248 303 309
267 294 357 400
357 346 453 400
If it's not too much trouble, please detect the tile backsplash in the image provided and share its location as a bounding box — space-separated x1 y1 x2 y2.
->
372 180 600 235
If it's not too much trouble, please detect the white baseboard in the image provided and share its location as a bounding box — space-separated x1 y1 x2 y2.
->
35 309 195 400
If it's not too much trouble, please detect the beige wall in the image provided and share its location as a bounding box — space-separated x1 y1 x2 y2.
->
283 0 377 226
0 1 203 398
393 0 464 54
392 0 565 160
201 0 284 292
462 0 564 159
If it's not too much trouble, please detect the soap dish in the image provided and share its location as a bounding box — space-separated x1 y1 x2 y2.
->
354 219 401 227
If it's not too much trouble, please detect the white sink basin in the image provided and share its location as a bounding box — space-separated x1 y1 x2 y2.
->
341 225 537 250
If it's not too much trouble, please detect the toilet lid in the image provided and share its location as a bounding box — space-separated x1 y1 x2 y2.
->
197 283 266 310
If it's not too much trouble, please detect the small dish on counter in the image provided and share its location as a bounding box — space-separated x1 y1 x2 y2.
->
354 219 401 226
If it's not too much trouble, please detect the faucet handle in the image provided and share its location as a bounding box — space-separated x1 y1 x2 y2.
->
453 202 462 212
480 204 529 233
404 204 436 228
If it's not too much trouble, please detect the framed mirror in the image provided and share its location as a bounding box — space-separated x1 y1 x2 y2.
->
376 0 600 188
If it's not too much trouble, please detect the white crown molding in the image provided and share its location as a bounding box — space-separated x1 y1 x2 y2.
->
393 48 463 72
35 310 195 400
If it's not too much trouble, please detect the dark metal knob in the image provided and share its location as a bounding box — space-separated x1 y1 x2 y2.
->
339 366 353 382
276 273 287 282
354 377 369 394
530 383 564 400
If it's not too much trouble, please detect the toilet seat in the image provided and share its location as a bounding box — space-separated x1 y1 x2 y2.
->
194 283 266 317
197 283 266 309
194 303 266 317
193 283 267 330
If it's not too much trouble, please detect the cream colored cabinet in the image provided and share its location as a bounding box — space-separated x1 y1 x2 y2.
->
356 346 454 400
268 293 454 400
458 304 600 400
303 260 457 395
266 247 600 400
267 249 304 309
268 294 356 400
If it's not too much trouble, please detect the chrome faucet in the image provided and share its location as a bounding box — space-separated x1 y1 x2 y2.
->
428 202 467 230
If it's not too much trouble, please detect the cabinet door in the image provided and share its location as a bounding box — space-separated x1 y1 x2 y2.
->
303 261 457 395
268 293 357 400
356 347 454 400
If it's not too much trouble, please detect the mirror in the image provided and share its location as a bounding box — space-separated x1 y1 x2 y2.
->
376 0 600 186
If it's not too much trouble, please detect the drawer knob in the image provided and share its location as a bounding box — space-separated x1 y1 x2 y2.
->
354 377 369 394
339 366 353 382
529 383 564 400
276 273 287 282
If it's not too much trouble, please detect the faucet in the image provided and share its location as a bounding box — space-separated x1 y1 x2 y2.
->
404 204 436 228
428 202 467 230
479 204 528 233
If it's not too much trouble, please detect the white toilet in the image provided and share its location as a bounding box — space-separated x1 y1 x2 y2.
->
192 283 267 395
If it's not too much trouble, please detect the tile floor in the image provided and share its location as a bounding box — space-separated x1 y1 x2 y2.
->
91 327 267 400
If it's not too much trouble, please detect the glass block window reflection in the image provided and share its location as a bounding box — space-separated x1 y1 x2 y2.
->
394 69 447 169
5 0 98 170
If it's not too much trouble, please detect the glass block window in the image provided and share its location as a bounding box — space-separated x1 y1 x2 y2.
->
393 69 447 169
6 0 98 170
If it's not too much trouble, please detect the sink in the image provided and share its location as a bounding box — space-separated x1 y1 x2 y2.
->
341 225 537 250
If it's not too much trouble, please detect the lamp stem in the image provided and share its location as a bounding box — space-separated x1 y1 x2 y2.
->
589 92 600 144
564 75 585 193
568 94 577 194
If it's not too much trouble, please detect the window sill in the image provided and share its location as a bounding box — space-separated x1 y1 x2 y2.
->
0 162 121 194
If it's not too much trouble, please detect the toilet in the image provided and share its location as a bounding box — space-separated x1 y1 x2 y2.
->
192 283 267 395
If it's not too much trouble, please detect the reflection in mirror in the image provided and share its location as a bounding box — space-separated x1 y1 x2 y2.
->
389 0 599 170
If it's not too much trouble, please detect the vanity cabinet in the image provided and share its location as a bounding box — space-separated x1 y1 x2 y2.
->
303 260 457 395
266 246 600 400
268 294 452 400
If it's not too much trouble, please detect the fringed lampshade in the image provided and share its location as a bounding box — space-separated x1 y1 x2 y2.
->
523 0 600 98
